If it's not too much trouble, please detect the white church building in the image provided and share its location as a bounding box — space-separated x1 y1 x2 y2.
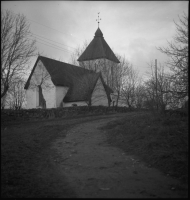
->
24 27 120 109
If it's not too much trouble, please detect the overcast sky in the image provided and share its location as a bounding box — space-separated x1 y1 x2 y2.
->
1 1 188 79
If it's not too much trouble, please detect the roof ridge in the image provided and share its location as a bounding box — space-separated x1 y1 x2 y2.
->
39 55 96 72
39 55 76 68
24 55 97 89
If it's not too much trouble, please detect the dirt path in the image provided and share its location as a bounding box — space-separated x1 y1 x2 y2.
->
51 115 185 198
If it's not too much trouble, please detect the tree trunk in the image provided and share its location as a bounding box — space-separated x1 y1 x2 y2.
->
1 85 9 99
116 91 120 107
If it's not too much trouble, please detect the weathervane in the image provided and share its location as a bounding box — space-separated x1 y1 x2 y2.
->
96 12 101 28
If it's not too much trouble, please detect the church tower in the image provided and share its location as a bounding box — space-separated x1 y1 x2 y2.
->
77 14 120 89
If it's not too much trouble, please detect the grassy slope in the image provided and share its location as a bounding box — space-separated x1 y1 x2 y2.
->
1 122 76 198
102 111 188 184
1 114 119 198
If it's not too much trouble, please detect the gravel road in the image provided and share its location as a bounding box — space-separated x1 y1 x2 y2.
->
51 115 184 198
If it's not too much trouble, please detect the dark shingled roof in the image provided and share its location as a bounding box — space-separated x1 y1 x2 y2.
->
63 72 99 102
77 28 120 63
24 56 113 103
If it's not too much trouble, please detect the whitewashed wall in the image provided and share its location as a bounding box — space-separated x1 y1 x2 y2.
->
42 83 55 108
91 77 108 106
26 60 55 109
26 88 37 109
56 86 69 107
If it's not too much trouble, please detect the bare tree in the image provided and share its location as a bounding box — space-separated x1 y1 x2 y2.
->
112 55 131 107
144 61 180 112
157 13 188 101
70 40 89 66
1 10 36 98
1 76 26 109
6 77 26 110
1 93 8 109
121 65 139 109
134 81 147 109
29 61 52 91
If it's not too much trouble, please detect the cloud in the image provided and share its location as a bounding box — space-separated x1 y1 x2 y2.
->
1 1 188 79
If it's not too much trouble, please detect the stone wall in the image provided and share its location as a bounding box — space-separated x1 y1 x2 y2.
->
1 106 132 124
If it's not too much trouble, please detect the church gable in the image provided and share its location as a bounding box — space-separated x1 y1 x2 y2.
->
28 60 54 90
91 77 108 106
25 60 56 109
63 72 112 106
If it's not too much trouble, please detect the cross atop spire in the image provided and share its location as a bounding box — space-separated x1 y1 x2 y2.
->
96 12 101 28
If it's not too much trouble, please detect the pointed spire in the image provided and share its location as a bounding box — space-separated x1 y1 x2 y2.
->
95 28 103 37
96 12 101 28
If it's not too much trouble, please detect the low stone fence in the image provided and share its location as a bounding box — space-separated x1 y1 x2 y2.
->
1 106 133 123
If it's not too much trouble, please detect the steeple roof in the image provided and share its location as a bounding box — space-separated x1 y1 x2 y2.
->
95 28 103 37
77 28 120 63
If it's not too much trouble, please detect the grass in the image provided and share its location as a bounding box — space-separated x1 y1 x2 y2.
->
1 114 118 198
1 122 76 198
1 111 188 197
101 111 188 184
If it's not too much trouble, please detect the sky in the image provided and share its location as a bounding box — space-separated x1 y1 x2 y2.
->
1 1 189 79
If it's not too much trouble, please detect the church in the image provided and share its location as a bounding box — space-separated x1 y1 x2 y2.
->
24 26 120 109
